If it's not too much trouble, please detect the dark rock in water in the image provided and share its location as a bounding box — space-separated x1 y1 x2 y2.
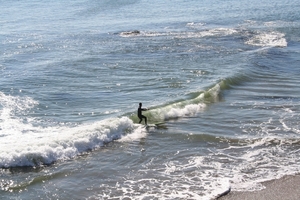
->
120 30 140 36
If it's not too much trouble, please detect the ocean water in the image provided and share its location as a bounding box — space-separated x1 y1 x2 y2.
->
1 0 300 199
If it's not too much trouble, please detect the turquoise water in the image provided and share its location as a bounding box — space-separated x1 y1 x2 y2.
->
1 0 300 199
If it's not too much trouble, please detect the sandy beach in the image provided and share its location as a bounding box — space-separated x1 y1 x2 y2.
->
218 174 300 200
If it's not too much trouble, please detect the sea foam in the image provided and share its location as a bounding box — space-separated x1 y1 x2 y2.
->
245 31 287 47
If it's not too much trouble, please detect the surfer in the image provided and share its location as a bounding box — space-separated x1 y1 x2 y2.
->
138 103 148 125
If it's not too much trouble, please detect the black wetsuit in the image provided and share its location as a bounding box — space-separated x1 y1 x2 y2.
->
138 107 147 125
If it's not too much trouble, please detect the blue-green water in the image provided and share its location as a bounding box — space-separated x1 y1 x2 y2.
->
1 0 300 199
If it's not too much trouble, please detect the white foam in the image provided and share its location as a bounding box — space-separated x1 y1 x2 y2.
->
95 153 232 200
0 92 39 137
146 83 221 121
245 31 287 47
222 135 300 191
164 104 205 119
163 137 299 197
106 137 299 199
115 135 300 199
186 22 206 28
173 28 238 39
118 124 148 142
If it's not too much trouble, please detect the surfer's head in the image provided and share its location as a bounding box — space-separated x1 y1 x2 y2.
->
139 103 142 107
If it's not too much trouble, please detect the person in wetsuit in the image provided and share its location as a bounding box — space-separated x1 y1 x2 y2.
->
138 103 148 125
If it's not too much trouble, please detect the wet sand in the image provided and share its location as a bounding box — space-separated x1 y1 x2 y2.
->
218 174 300 200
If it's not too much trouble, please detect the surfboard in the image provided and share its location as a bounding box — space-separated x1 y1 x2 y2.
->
146 124 156 127
145 122 167 129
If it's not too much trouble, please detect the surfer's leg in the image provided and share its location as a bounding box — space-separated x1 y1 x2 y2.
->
141 115 147 125
139 117 142 123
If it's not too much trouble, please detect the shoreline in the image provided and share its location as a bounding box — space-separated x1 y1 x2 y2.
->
218 174 300 200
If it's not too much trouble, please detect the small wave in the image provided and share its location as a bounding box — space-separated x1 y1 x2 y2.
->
130 75 251 124
129 82 224 124
0 116 143 168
